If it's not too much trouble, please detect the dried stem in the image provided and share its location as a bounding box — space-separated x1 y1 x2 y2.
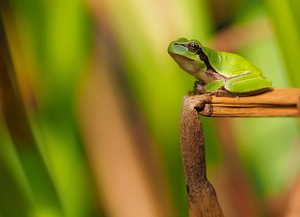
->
179 88 300 217
180 96 223 217
197 88 300 117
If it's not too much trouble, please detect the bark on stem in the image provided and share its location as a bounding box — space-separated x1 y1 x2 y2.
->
197 88 300 117
179 88 300 217
180 95 223 217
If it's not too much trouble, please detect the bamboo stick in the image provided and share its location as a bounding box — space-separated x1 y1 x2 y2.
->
180 97 224 217
193 88 300 117
179 88 300 217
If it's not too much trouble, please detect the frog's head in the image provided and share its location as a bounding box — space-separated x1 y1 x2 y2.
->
168 38 206 74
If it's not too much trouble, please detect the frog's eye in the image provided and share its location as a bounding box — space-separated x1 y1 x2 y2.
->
187 42 200 53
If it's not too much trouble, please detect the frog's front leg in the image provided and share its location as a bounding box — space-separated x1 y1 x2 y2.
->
204 79 235 96
188 80 206 95
203 79 225 93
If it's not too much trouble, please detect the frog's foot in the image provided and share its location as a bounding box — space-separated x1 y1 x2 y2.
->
208 89 233 97
188 80 206 95
209 88 273 97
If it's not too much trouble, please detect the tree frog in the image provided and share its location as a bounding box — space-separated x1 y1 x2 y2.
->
168 38 272 95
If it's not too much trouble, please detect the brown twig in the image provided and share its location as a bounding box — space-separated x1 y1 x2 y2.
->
179 88 300 217
180 96 224 217
197 88 300 117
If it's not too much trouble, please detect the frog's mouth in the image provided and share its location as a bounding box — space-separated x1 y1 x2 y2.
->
169 53 196 62
170 53 199 64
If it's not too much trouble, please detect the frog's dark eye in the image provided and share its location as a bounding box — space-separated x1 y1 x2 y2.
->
187 42 200 53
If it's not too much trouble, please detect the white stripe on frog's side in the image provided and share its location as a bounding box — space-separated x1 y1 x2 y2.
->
196 70 226 84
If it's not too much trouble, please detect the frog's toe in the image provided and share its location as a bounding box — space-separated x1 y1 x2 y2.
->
189 81 207 95
209 89 233 97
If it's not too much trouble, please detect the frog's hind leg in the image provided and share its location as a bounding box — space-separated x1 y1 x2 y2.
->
204 79 225 92
224 74 272 95
203 79 232 96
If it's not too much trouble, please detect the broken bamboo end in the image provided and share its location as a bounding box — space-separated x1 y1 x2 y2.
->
187 88 300 117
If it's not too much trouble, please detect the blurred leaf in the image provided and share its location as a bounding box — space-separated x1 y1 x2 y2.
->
2 1 97 216
263 0 300 87
0 125 30 217
0 15 63 216
237 37 299 196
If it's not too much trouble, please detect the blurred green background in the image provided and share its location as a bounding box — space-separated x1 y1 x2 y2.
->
0 0 299 216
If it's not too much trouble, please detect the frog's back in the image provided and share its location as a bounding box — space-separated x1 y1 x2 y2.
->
203 47 262 77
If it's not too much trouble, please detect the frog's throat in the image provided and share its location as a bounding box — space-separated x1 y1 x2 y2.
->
170 53 196 62
170 54 206 75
